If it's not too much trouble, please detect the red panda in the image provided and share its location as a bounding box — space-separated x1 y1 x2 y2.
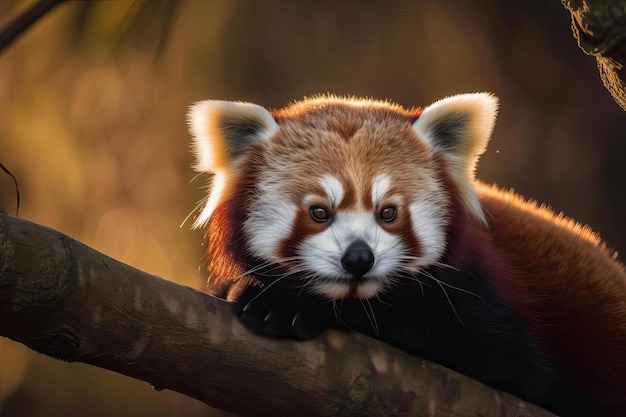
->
187 93 626 416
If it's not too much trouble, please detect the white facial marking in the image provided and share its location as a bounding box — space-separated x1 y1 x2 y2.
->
311 281 350 299
371 174 391 208
309 274 387 300
356 279 385 299
319 175 344 208
244 189 297 261
301 211 405 299
302 194 318 206
408 199 447 266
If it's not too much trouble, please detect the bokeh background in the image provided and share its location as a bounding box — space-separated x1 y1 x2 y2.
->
1 1 625 416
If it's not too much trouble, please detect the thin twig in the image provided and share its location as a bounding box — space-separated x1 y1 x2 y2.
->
0 0 67 53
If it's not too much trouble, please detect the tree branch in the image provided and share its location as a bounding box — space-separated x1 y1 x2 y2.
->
0 0 67 53
562 0 626 110
0 213 554 416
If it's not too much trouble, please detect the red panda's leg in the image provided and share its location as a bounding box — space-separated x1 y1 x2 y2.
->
234 283 337 339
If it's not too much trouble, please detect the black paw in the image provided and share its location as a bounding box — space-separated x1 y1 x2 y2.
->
234 284 332 340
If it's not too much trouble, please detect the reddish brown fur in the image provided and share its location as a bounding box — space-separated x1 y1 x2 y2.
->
269 100 433 209
472 184 626 413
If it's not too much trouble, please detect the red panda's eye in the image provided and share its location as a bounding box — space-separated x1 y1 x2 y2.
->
310 206 331 223
379 205 397 222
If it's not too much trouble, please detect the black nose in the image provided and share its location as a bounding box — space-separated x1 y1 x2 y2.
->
341 240 375 278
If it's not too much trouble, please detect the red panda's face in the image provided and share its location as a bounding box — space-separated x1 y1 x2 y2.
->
188 95 498 300
242 116 450 299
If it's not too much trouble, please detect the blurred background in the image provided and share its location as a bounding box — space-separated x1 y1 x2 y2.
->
0 0 624 416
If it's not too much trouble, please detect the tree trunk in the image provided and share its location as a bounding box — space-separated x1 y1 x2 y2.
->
562 0 626 109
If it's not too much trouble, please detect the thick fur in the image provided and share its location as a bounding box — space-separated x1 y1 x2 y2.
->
188 94 626 416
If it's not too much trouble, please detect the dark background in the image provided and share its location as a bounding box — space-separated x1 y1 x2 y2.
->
1 1 624 416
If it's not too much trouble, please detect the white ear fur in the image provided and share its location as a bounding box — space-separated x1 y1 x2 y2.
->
187 100 278 228
188 100 278 173
412 93 498 224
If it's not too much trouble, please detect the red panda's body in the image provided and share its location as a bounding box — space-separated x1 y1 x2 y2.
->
477 185 626 413
188 94 626 416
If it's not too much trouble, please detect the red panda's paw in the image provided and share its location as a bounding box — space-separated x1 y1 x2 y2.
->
234 284 334 340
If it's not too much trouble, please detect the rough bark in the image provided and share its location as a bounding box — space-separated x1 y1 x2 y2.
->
0 213 555 417
562 0 626 109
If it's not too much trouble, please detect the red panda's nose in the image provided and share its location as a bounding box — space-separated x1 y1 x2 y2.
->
341 240 375 278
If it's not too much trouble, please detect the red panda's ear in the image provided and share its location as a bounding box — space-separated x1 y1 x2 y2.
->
187 100 278 228
187 100 278 173
412 93 498 224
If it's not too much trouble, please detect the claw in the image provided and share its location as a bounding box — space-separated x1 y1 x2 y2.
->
291 312 300 327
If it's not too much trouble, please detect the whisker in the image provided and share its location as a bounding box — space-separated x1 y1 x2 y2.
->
418 270 466 328
418 270 485 305
432 260 459 271
359 297 380 336
399 271 427 296
235 262 285 280
439 281 465 326
395 268 432 288
295 273 324 298
332 300 354 331
180 196 208 228
188 172 205 184
242 274 293 312
374 293 396 308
